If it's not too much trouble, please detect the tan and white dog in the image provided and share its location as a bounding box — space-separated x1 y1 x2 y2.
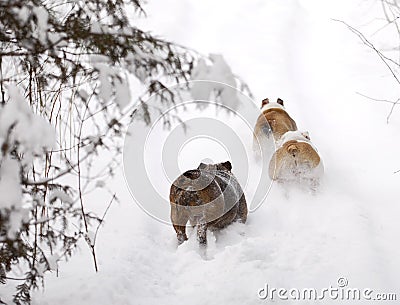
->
254 98 298 143
269 131 323 189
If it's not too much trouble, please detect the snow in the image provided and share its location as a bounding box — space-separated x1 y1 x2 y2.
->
12 5 30 24
92 60 131 109
32 6 49 44
0 156 29 239
90 21 103 34
0 85 55 160
0 85 55 241
15 0 400 304
48 189 74 205
191 54 240 110
114 74 131 109
6 197 28 240
0 157 22 210
93 63 113 104
46 254 60 272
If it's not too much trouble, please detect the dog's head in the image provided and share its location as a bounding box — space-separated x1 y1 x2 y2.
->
261 98 285 110
197 161 232 172
261 98 284 108
301 131 310 140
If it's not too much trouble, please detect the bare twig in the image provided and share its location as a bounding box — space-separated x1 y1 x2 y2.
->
0 56 5 105
356 92 400 123
22 152 91 186
333 19 400 80
93 193 116 246
356 92 398 104
372 16 400 36
386 99 400 123
333 19 400 123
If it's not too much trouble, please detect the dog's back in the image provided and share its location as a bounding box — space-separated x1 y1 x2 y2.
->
261 108 297 140
269 131 323 187
170 161 247 245
254 98 298 151
170 169 224 224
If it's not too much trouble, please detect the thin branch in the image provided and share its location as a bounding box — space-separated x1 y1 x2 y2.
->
332 19 400 84
22 152 91 186
0 56 5 105
4 276 27 281
386 99 400 123
93 194 116 246
335 19 400 124
356 93 400 123
356 92 397 104
372 16 400 36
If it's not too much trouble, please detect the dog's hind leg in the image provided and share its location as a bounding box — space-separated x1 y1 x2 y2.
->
235 195 248 224
197 223 207 246
171 205 189 245
174 225 188 245
197 223 209 260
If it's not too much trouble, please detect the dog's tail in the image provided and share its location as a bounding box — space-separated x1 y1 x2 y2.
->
287 144 299 157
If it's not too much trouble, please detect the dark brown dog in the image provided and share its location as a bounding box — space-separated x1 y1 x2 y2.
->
269 131 323 189
254 98 298 143
169 161 247 246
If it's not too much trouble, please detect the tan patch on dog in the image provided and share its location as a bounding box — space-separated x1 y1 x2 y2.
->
269 140 322 181
263 108 297 140
254 99 298 146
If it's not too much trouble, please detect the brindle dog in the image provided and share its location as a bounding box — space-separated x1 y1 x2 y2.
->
169 161 247 246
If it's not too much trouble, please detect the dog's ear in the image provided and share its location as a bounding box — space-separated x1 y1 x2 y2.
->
261 98 269 108
277 98 284 106
301 131 310 140
221 161 232 171
198 162 207 170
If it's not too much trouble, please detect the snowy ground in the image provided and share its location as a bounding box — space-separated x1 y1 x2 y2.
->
31 0 400 304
